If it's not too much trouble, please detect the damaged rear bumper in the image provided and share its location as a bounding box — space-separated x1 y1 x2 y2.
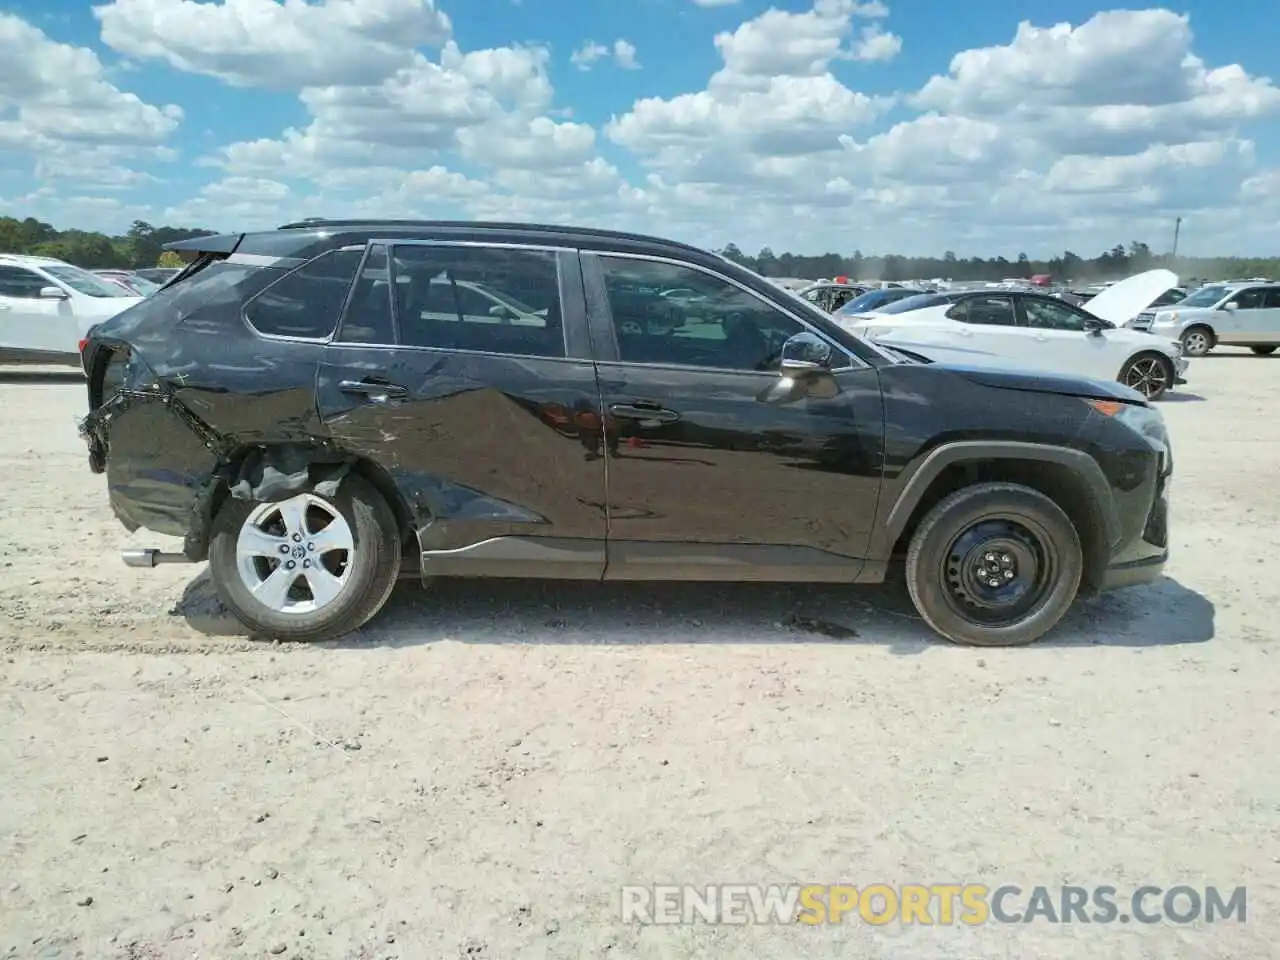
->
80 390 223 556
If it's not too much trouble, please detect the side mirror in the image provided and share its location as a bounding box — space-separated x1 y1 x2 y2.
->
1222 302 1238 312
779 332 833 377
40 286 68 300
489 304 512 318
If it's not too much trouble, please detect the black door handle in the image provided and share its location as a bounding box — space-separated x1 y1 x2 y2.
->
339 379 408 401
609 402 680 423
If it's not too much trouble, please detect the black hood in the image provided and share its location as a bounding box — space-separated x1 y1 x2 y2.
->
930 361 1148 404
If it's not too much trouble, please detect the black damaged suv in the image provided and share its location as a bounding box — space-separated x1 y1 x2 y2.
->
80 220 1172 646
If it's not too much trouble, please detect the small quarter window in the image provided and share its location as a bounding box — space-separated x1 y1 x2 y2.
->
244 249 363 339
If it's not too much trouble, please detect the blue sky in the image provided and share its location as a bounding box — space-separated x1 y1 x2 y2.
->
2 0 1279 257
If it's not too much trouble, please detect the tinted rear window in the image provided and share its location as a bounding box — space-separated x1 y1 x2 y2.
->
877 293 950 315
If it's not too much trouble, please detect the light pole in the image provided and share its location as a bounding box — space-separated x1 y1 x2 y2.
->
1171 217 1182 261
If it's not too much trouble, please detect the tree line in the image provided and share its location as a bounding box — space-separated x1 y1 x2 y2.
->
2 216 1276 282
0 217 214 270
720 242 1280 284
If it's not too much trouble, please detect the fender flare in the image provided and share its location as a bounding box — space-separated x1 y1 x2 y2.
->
881 440 1121 548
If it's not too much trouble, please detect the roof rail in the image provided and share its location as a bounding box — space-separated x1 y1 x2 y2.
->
273 218 708 255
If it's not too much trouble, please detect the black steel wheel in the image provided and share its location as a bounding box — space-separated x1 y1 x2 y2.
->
905 482 1083 647
940 518 1055 627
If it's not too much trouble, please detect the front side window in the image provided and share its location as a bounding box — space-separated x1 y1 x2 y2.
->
597 256 803 372
0 266 51 299
391 245 565 358
948 296 1017 326
1020 297 1090 331
244 248 363 339
1227 288 1265 310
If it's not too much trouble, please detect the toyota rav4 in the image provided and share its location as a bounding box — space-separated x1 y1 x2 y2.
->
79 220 1173 647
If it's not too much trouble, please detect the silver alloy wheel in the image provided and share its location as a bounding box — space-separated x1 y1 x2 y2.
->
234 493 355 614
1123 356 1169 399
1182 330 1210 356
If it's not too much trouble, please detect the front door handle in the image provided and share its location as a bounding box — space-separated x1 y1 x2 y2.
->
609 402 680 423
339 378 408 402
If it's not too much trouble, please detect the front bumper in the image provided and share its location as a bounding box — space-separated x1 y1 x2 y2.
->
1098 464 1171 591
1099 551 1168 589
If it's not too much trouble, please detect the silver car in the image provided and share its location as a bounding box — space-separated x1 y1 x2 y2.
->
1135 282 1280 357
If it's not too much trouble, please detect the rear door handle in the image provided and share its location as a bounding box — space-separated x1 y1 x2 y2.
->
339 378 408 402
609 402 680 423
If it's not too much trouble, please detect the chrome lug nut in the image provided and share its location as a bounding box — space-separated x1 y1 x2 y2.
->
285 560 296 570
279 544 289 554
292 533 302 542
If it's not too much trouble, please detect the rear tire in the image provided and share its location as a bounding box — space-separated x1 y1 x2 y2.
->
905 482 1083 647
1119 352 1174 400
1180 325 1213 357
1250 346 1277 356
208 475 401 642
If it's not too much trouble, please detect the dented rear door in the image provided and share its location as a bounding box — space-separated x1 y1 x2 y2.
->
317 241 608 578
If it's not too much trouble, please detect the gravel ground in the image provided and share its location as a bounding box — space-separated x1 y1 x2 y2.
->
0 355 1276 959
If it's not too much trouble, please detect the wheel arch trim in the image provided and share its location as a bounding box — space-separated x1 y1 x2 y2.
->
882 441 1121 549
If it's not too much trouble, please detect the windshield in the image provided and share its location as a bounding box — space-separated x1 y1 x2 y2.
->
43 264 128 298
836 288 924 315
1178 285 1229 308
876 293 951 315
127 275 160 296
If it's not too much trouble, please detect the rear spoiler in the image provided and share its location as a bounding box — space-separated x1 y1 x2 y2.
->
162 233 244 254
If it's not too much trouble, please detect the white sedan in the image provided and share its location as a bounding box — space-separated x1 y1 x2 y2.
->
836 282 1188 400
0 255 143 366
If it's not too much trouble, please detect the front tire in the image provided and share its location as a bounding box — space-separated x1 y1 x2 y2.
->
1119 352 1174 400
208 475 401 642
1250 346 1277 356
1180 325 1213 357
905 483 1083 647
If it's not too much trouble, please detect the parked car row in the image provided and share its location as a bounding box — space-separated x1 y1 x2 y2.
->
79 218 1172 653
0 256 175 365
789 269 1193 401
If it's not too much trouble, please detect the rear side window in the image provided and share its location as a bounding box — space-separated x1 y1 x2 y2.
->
394 245 566 358
948 296 1017 325
1265 289 1280 309
244 249 363 339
